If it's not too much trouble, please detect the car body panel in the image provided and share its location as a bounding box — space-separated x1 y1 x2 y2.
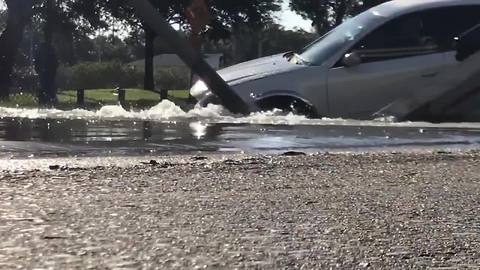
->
327 52 446 119
378 50 480 120
217 53 303 85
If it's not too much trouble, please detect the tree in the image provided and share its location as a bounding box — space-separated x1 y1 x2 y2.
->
98 0 186 91
203 22 316 65
208 0 281 62
138 0 280 90
0 8 7 29
104 0 281 90
362 0 390 9
1 0 282 99
0 0 116 99
259 23 316 57
290 0 390 34
0 0 34 99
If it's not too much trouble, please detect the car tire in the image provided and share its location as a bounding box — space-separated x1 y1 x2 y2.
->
256 96 318 118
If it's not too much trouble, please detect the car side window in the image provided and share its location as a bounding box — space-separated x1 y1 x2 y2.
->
348 6 480 64
423 6 480 52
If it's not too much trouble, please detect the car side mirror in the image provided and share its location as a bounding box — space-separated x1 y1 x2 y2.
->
342 52 361 67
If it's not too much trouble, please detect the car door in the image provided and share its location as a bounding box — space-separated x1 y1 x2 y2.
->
422 6 480 122
326 9 447 119
438 6 480 92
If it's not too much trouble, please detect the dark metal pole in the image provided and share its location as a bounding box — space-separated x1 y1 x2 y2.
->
76 89 85 108
117 87 126 109
129 0 250 115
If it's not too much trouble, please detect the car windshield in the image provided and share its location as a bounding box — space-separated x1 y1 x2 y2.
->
299 10 383 66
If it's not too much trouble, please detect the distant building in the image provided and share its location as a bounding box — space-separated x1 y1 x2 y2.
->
129 53 224 70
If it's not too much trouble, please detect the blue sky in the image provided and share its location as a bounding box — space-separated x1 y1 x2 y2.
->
276 0 313 32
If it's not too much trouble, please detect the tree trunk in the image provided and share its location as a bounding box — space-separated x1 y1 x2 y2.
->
362 0 388 10
313 0 330 35
37 0 58 106
256 29 266 58
313 18 330 36
258 39 264 58
231 24 241 63
334 0 348 27
144 25 155 91
0 0 33 99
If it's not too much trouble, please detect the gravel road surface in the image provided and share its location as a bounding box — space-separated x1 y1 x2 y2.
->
1 152 479 269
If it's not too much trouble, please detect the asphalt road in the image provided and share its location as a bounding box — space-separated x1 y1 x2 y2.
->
0 152 479 269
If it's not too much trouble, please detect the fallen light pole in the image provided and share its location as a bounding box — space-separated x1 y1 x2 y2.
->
129 0 250 115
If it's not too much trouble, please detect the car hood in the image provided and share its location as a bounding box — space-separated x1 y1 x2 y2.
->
218 53 303 84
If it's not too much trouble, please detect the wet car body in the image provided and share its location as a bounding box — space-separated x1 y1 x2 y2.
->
191 0 480 120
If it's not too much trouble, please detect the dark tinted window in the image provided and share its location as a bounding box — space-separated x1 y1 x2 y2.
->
424 6 480 51
350 6 480 63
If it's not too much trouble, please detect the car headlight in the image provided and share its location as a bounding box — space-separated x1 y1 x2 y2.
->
190 80 209 97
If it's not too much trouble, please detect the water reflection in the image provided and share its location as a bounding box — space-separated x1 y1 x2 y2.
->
2 118 74 142
1 117 480 158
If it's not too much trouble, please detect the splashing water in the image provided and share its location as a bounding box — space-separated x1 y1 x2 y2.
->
0 100 290 123
1 100 480 129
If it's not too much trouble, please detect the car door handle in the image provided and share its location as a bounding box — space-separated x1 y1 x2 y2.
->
421 71 439 78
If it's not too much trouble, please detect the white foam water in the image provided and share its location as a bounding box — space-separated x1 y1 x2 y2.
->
1 100 480 129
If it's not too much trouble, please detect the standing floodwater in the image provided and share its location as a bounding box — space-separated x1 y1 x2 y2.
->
2 102 480 158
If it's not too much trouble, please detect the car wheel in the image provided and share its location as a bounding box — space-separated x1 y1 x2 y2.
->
256 96 318 118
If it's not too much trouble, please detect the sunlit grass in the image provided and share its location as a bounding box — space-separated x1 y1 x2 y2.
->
169 90 190 99
0 89 190 110
59 89 160 104
0 93 38 107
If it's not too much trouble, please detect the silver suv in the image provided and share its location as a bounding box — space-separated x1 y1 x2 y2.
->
191 0 480 120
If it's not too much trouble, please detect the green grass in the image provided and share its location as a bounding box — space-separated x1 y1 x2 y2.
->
59 89 161 103
169 89 190 99
0 93 39 108
0 89 191 110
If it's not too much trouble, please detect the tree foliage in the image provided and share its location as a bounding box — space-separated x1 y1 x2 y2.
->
57 61 189 91
100 0 281 90
0 8 7 29
259 24 316 56
0 0 283 97
0 0 34 98
290 0 390 34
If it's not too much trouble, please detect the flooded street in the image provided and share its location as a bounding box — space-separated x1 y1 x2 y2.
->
0 102 480 158
2 102 480 159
